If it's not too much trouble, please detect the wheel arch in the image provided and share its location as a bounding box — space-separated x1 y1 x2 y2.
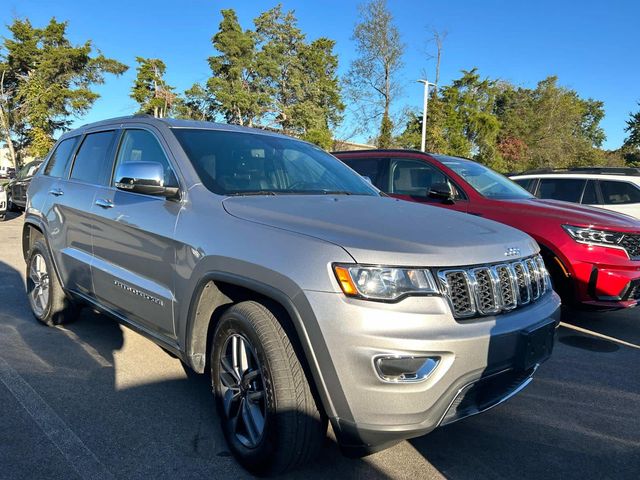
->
184 271 350 422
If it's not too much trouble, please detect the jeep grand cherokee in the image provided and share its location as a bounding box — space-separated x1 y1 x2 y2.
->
23 117 560 474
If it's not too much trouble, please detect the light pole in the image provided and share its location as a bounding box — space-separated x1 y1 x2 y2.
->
417 79 436 152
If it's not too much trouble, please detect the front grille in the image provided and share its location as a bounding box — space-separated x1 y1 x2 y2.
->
438 254 549 319
618 234 640 259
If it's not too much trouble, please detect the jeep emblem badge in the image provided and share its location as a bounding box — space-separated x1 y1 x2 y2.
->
505 247 521 257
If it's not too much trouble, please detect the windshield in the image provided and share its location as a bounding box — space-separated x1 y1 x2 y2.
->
173 129 379 196
437 156 534 200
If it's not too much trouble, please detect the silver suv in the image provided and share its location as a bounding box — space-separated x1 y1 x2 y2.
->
23 116 560 475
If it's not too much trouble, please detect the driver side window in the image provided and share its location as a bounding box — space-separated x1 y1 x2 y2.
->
114 129 177 188
390 159 461 199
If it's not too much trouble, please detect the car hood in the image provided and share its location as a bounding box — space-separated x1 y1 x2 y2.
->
223 195 538 266
498 198 640 230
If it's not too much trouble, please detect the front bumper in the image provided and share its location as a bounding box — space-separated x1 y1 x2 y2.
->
304 289 561 452
567 249 640 308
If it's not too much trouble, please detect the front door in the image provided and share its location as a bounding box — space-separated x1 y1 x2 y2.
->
90 128 182 339
388 158 469 213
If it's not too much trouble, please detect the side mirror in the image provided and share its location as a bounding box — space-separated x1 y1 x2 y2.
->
361 175 373 184
428 182 455 203
114 161 179 199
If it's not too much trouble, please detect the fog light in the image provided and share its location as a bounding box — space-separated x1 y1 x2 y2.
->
374 355 440 383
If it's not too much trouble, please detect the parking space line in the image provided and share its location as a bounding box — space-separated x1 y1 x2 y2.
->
559 322 640 350
0 356 114 480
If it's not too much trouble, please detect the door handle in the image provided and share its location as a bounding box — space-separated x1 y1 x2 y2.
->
48 188 64 196
95 199 114 209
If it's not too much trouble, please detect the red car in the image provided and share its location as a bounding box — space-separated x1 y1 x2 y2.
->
334 150 640 310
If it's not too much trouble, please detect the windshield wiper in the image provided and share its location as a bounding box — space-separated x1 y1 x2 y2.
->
320 190 352 195
229 191 278 196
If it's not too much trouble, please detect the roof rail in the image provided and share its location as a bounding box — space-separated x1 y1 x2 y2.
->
518 166 640 176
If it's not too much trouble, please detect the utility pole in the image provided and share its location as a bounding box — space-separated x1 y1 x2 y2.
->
417 79 436 152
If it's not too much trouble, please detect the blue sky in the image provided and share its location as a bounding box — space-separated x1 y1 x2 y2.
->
2 0 638 149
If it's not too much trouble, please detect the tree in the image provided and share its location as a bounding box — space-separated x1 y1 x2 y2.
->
346 0 404 148
207 9 268 126
131 57 176 118
254 6 344 146
495 76 606 170
425 28 447 87
175 83 216 121
624 102 640 150
0 18 127 166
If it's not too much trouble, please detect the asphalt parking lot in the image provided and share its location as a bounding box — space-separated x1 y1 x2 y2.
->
1 211 638 480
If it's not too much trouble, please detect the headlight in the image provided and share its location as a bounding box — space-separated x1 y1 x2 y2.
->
333 264 439 301
562 225 624 247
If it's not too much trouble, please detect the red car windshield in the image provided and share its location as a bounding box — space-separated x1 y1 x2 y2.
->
435 156 534 200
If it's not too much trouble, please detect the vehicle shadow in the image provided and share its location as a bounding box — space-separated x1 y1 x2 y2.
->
0 259 392 479
409 324 640 480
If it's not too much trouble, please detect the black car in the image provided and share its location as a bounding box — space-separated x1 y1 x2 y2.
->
6 160 42 211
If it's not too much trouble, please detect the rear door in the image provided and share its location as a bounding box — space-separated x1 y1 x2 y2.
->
536 178 586 204
597 180 640 218
46 130 118 296
90 127 182 338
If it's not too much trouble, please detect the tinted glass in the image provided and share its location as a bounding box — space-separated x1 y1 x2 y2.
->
537 178 586 202
344 158 388 190
600 180 640 205
390 159 462 198
114 130 177 187
438 157 533 199
581 180 598 204
70 131 117 185
512 178 537 193
44 137 79 178
173 129 379 196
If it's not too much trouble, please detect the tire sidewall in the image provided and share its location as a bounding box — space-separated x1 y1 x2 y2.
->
211 311 279 472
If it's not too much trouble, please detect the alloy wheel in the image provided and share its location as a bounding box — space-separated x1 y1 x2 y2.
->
28 253 50 317
219 333 267 448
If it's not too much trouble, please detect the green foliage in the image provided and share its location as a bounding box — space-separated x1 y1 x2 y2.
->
207 9 268 126
624 102 640 150
396 70 609 172
378 113 393 148
131 57 176 118
199 5 343 148
0 18 127 164
346 0 404 146
175 83 216 121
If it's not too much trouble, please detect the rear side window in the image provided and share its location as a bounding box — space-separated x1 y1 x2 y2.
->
600 180 640 205
70 131 117 185
44 137 79 178
513 178 537 193
537 178 586 202
343 158 388 190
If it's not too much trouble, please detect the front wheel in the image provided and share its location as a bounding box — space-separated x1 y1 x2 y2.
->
211 301 326 475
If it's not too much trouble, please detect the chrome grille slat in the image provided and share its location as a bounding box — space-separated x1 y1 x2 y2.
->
438 255 549 319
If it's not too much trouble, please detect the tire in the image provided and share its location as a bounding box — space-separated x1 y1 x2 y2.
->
211 301 326 475
6 193 17 212
26 239 81 326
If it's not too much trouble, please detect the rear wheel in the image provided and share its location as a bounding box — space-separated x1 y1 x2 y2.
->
211 301 326 475
6 192 17 212
26 239 81 326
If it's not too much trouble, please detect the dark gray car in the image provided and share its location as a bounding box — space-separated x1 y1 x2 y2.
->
23 116 560 475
